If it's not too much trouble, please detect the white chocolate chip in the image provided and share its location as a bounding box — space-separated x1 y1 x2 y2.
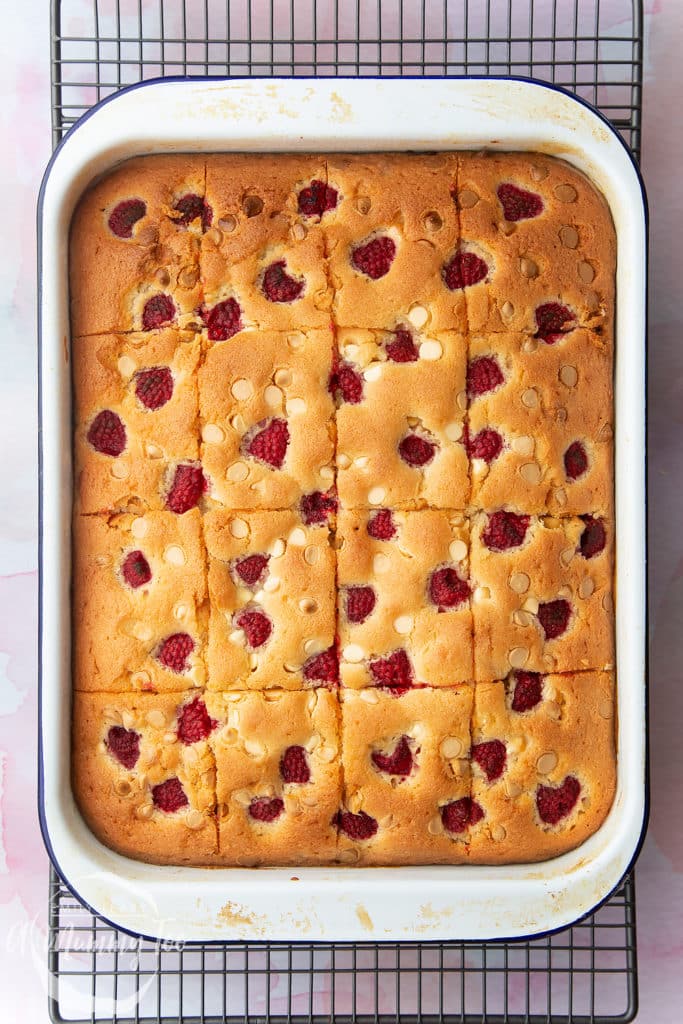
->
579 577 595 599
264 384 283 407
304 639 323 656
457 390 468 412
319 464 335 481
554 487 567 507
445 421 463 441
291 222 306 241
519 462 542 485
228 413 246 433
131 517 147 539
111 460 130 479
304 545 320 566
373 553 390 574
419 339 442 361
520 257 539 279
559 365 578 387
131 671 150 688
185 809 205 830
174 603 189 620
263 575 280 593
474 586 491 602
511 435 534 456
408 304 429 328
146 443 164 459
353 456 369 469
578 261 595 284
428 816 444 835
231 378 253 401
229 517 248 539
131 621 153 642
363 363 382 382
501 300 515 321
146 709 167 728
554 184 578 203
244 739 266 759
368 486 386 505
118 355 137 377
491 824 507 841
458 189 479 208
337 453 351 469
269 538 286 558
536 751 558 774
360 689 379 703
393 615 414 635
218 215 237 233
202 423 225 444
509 572 530 594
602 592 614 613
288 527 306 546
522 597 539 614
274 368 293 388
523 337 539 353
509 647 529 669
113 779 132 797
559 225 579 248
449 539 467 562
343 644 365 663
513 610 534 627
299 598 318 613
227 461 249 482
286 397 306 415
440 737 463 759
521 387 538 408
560 547 575 567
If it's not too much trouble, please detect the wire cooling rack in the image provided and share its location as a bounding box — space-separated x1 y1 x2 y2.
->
48 1 643 1021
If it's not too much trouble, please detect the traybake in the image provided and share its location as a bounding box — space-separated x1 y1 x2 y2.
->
70 150 616 868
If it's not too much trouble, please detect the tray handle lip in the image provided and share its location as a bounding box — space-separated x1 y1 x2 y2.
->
37 71 649 945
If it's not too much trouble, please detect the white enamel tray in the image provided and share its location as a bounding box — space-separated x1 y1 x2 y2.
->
38 77 647 943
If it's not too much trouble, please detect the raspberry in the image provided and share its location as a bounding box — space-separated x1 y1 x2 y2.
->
108 198 146 238
106 726 140 769
244 418 289 469
440 797 484 834
537 599 571 640
177 697 217 744
346 585 376 624
481 511 530 551
472 739 507 781
443 251 488 290
235 609 272 649
280 745 311 784
386 330 419 363
535 302 576 344
429 567 470 610
303 646 339 686
369 649 413 689
328 360 363 405
261 260 304 303
166 463 206 513
249 797 284 822
300 490 338 525
336 810 378 841
152 777 189 813
511 671 543 712
351 236 396 279
564 441 588 480
580 516 606 558
141 293 176 331
121 550 152 588
466 427 503 463
297 179 338 217
536 776 581 825
233 554 269 588
371 735 413 777
497 182 544 221
135 366 173 410
87 409 126 456
399 433 437 467
467 355 504 398
202 298 243 341
173 193 212 231
367 509 397 541
157 633 195 673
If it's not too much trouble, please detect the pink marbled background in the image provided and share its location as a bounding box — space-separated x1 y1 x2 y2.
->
1 0 681 1018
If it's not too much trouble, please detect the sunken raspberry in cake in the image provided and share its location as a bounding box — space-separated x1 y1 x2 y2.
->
70 152 616 868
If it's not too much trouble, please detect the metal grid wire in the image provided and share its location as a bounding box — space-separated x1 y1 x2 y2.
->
48 1 642 1021
49 870 637 1024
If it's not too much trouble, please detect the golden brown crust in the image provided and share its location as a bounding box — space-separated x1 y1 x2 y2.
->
207 689 341 864
72 691 217 864
70 152 617 868
467 673 616 863
73 511 208 692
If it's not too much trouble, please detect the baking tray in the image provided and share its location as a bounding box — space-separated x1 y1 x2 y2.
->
38 76 647 944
